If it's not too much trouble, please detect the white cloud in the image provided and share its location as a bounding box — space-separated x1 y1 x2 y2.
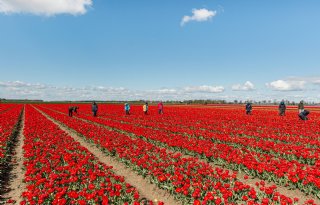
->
151 89 178 94
0 0 92 16
2 80 319 102
298 77 320 85
312 79 320 84
184 85 224 93
266 80 306 91
0 81 131 100
283 76 320 85
232 81 255 91
0 81 48 89
92 86 129 94
0 81 227 101
181 8 217 26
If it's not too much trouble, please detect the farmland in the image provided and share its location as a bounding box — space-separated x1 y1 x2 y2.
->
1 103 320 205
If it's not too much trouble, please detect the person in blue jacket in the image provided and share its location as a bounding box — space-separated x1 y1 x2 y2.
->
245 102 252 115
299 110 310 121
278 100 286 116
125 103 130 115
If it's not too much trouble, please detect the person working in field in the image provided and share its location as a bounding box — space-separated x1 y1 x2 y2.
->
68 106 74 117
68 106 79 117
74 106 79 114
299 109 310 121
125 103 130 115
245 102 252 115
143 102 149 115
158 101 164 114
278 100 286 116
92 101 98 117
298 100 304 114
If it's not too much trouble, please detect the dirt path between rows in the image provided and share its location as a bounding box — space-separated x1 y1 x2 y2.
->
81 118 320 204
38 106 320 204
2 106 26 205
85 117 320 204
34 106 181 205
94 123 320 204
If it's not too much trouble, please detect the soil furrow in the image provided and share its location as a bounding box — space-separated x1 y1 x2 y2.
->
34 106 181 205
37 105 320 204
0 105 26 204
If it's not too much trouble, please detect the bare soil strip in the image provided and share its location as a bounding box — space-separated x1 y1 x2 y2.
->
80 118 320 204
34 106 181 205
95 123 320 204
39 106 320 204
1 106 26 204
206 160 319 204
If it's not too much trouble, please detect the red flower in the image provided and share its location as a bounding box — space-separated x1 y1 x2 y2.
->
194 199 201 205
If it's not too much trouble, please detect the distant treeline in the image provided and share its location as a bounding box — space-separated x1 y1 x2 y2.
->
169 100 317 105
0 99 44 103
0 98 318 105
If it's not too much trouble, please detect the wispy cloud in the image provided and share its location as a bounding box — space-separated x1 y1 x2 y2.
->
265 79 306 91
0 81 130 100
184 85 224 93
312 79 320 85
0 81 48 89
232 81 255 91
149 89 178 94
0 0 92 16
286 76 320 85
181 8 217 26
1 80 319 102
0 81 226 101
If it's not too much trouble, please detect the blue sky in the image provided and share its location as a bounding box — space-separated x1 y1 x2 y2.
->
0 0 320 102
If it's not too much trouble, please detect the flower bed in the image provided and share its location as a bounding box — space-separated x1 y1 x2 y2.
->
0 105 23 172
21 105 155 205
36 105 305 205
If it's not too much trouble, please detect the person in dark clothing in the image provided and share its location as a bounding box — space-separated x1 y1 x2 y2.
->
68 106 79 117
92 102 98 117
298 100 304 114
74 106 79 114
68 106 74 117
298 110 309 121
278 100 286 116
245 102 252 115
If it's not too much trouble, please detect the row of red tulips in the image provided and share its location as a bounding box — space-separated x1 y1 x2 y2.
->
39 104 320 198
70 104 319 168
20 105 156 205
36 105 308 205
0 105 23 168
81 111 320 197
92 105 320 148
71 105 319 166
106 118 319 166
47 104 320 149
0 104 17 114
135 105 319 148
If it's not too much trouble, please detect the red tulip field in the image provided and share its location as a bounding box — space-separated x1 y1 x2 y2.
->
1 103 320 205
